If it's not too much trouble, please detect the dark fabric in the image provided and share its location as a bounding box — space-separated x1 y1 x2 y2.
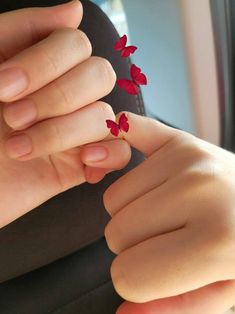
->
0 0 146 283
0 237 124 314
0 0 68 10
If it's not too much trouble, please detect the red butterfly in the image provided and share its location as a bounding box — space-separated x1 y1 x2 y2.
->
117 64 147 95
106 113 129 137
114 35 137 58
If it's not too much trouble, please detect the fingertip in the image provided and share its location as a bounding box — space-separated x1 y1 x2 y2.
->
49 0 83 29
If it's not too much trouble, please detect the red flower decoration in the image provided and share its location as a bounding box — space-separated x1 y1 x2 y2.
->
117 64 147 95
114 35 137 58
106 113 129 137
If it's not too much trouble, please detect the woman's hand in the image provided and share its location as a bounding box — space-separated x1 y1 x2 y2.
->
0 1 131 228
81 111 235 314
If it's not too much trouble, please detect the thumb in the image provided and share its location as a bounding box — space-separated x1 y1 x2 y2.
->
115 111 178 157
0 0 83 61
117 280 235 314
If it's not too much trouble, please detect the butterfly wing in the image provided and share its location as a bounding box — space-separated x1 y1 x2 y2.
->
118 113 129 133
117 79 139 95
121 46 138 57
131 64 147 85
114 35 127 51
135 73 147 85
106 120 120 136
130 64 141 78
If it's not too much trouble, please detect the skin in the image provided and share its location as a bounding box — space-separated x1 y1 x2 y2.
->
1 1 235 313
81 112 235 314
0 1 131 227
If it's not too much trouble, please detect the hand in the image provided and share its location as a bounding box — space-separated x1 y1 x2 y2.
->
81 111 235 314
0 1 131 228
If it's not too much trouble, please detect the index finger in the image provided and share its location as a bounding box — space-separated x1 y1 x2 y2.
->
0 27 92 102
114 111 177 157
0 0 82 60
0 2 85 102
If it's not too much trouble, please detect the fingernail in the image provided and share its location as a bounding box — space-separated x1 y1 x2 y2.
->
84 146 108 162
0 68 29 100
3 99 37 129
5 134 32 158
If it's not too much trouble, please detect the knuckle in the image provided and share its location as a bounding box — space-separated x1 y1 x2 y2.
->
24 8 43 44
40 45 59 74
90 56 116 90
48 123 65 151
53 80 71 113
71 29 92 57
181 135 218 163
51 27 92 57
111 256 135 302
169 141 214 175
180 142 207 162
182 169 216 190
95 101 115 121
196 178 235 252
110 257 125 291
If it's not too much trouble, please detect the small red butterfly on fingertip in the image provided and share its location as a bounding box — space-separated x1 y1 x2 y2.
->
106 113 129 137
114 35 138 58
117 64 147 95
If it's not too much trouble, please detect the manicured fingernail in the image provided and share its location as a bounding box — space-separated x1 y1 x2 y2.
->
5 134 32 158
0 68 29 100
84 146 108 162
3 99 37 129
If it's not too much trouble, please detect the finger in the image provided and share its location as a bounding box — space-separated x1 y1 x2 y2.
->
81 139 131 184
105 167 235 253
84 167 107 184
3 101 115 160
104 179 190 254
103 151 167 216
0 0 83 60
113 111 178 157
3 57 116 130
110 228 224 303
103 112 183 215
117 280 235 314
80 139 131 169
0 27 92 103
83 167 115 184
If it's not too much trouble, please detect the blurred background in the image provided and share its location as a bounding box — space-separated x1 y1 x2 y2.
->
91 0 235 154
